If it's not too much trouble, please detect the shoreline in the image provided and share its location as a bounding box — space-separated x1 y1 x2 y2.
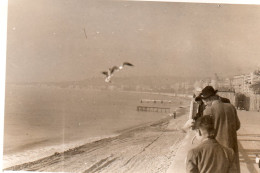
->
4 116 172 170
3 85 191 171
5 106 189 172
3 134 119 169
3 108 185 169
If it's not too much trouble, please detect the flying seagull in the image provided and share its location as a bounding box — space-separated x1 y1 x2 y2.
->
102 66 119 83
102 62 134 83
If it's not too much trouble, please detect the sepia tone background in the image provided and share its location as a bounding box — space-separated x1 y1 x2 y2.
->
6 0 260 83
1 0 260 172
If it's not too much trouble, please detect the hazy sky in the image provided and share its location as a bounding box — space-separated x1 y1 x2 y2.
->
6 0 260 82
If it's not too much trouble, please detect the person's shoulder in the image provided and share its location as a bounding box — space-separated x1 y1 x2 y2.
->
211 100 222 107
222 102 233 106
189 142 206 154
223 102 236 110
220 97 231 103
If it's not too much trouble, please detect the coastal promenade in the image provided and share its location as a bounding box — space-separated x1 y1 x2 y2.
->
167 110 260 173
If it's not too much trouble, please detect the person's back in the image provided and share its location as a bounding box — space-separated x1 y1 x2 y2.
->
186 138 234 173
204 101 240 153
203 100 240 172
199 86 240 172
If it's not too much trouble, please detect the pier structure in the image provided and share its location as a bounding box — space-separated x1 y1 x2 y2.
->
140 99 172 104
137 106 170 113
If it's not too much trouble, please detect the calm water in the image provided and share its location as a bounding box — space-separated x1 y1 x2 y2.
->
4 85 186 156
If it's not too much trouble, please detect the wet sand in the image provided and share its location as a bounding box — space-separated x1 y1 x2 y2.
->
5 107 189 173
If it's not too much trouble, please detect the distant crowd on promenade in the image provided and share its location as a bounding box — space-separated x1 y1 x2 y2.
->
182 86 241 173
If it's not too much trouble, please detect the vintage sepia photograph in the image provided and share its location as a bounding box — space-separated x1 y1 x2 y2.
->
1 0 260 172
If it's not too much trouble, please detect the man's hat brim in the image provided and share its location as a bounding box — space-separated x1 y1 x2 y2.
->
200 90 218 99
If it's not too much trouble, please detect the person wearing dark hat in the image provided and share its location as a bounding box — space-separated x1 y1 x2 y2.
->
201 86 241 173
186 115 236 173
200 86 232 104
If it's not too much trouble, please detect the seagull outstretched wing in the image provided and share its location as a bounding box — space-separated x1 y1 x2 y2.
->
119 62 134 69
123 62 134 67
110 66 119 74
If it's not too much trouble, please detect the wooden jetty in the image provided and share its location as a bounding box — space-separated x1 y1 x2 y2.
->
140 99 172 104
137 106 170 113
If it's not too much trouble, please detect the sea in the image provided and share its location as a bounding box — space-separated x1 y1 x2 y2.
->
3 84 188 168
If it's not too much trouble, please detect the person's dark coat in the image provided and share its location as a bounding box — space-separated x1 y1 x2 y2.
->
203 100 240 172
186 139 236 173
219 96 231 103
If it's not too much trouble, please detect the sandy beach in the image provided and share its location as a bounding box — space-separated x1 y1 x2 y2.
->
5 106 189 173
3 85 190 172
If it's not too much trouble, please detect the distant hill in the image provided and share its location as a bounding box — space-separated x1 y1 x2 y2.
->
74 76 197 87
6 76 198 93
